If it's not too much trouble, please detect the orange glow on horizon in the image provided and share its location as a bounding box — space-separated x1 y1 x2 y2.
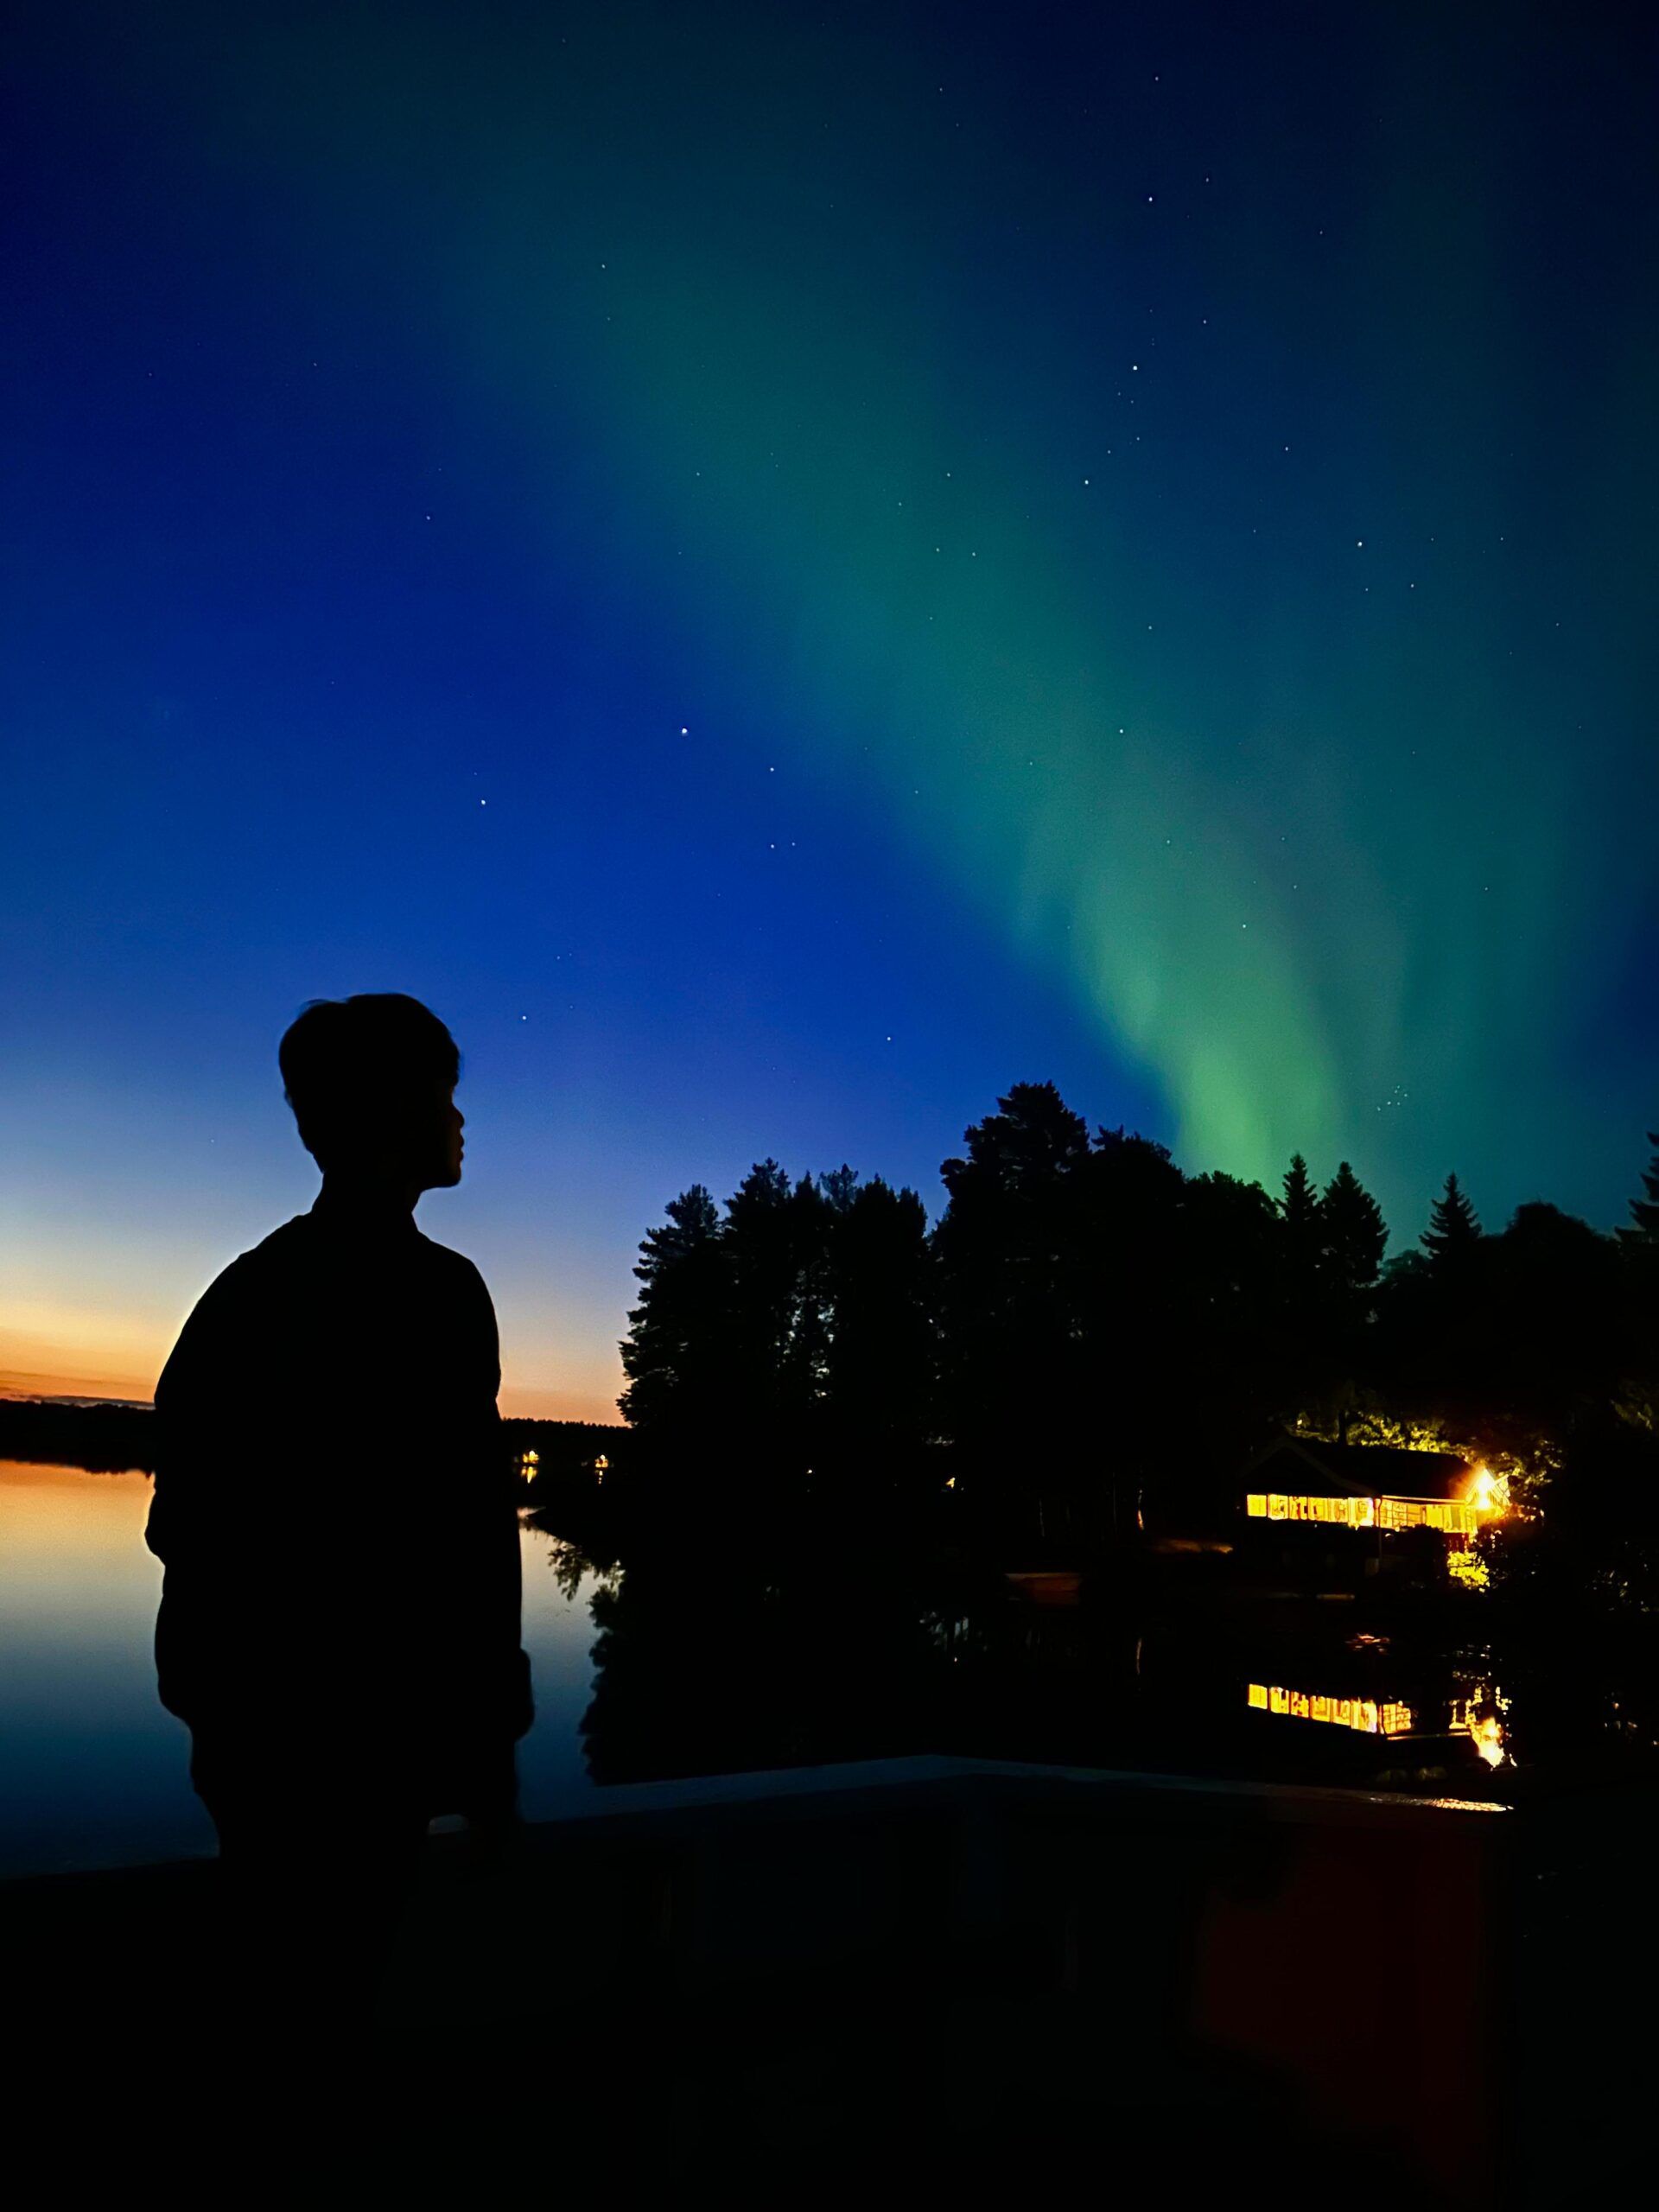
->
3 1362 621 1427
497 1380 623 1425
0 1366 157 1407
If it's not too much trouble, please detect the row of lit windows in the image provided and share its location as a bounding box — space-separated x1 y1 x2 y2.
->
1247 1683 1415 1736
1245 1491 1478 1536
1247 1491 1374 1527
1249 1683 1510 1764
1381 1496 1478 1534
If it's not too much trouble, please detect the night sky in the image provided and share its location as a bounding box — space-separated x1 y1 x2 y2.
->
6 2 1657 1420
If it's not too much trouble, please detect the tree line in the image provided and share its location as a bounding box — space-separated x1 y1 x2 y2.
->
620 1082 1659 1576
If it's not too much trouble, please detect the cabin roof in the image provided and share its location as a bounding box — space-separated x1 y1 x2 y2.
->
1242 1434 1470 1500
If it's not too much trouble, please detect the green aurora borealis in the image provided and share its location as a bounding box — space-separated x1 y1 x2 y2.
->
207 1 1657 1210
9 2 1659 1409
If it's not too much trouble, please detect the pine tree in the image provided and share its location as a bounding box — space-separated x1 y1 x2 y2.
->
619 1185 726 1434
1281 1154 1321 1298
1281 1154 1319 1240
1621 1131 1659 1243
822 1175 933 1460
1421 1172 1481 1266
1319 1162 1388 1299
721 1160 813 1440
935 1082 1091 1463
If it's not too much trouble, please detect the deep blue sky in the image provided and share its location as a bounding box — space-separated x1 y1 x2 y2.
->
5 2 1657 1416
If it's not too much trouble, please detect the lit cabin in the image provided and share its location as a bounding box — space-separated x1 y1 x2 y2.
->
1237 1435 1498 1586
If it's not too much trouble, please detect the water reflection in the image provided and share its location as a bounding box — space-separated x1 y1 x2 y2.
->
537 1524 1659 1807
1246 1683 1419 1735
0 1464 605 1878
1459 1699 1513 1770
1247 1678 1511 1769
9 1456 1659 1880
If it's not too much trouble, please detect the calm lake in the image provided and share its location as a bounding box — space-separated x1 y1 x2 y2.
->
0 1461 606 1878
8 1455 1658 1879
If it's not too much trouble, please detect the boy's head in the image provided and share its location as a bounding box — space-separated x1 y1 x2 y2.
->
278 994 464 1190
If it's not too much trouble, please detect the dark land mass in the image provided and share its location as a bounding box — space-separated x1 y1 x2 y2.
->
0 1395 158 1472
0 1395 624 1478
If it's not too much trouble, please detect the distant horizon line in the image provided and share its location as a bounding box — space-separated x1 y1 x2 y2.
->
0 1377 626 1426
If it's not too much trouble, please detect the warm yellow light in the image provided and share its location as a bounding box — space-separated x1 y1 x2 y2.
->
1249 1484 1499 1535
1246 1682 1414 1736
1468 1713 1506 1768
1252 1491 1376 1528
1465 1462 1508 1516
1446 1546 1489 1590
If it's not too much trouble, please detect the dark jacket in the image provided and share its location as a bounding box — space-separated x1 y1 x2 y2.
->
146 1195 531 1802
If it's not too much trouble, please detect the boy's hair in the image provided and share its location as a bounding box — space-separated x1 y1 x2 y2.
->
278 994 461 1166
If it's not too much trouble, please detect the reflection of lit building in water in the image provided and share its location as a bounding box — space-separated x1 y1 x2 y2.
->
1449 1689 1510 1767
1239 1436 1508 1582
1247 1680 1510 1765
1248 1682 1414 1735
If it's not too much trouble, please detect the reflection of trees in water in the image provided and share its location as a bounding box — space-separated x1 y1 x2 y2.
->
560 1525 1161 1789
574 1541 971 1786
538 1498 1659 1797
538 1533 616 1604
1467 1625 1659 1786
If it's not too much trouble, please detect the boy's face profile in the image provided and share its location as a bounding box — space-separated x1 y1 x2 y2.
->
434 1084 465 1190
394 1079 464 1193
323 1077 463 1195
282 998 465 1200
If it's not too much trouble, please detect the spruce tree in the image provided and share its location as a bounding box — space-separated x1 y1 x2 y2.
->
1622 1131 1659 1243
1319 1162 1388 1299
1281 1154 1319 1240
619 1185 726 1433
1421 1172 1481 1266
721 1160 814 1440
935 1082 1091 1465
822 1176 933 1461
1281 1154 1321 1299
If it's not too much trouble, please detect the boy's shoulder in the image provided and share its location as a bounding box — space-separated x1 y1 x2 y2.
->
412 1228 493 1299
210 1213 312 1281
197 1214 490 1301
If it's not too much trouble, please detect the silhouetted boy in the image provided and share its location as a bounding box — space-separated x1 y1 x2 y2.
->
146 993 531 2080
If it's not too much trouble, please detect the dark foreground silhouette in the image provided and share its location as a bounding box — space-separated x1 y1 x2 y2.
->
143 994 531 2093
8 1753 1656 2206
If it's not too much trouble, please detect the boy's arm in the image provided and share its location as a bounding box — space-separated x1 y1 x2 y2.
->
466 1259 533 1738
145 1262 250 1567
